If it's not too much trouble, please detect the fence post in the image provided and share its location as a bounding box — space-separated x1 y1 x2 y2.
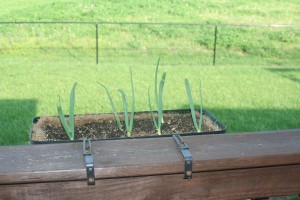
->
213 25 218 66
95 23 99 64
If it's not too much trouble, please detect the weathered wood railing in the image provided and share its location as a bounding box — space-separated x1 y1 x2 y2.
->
0 129 300 200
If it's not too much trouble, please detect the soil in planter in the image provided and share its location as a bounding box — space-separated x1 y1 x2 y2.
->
32 110 223 141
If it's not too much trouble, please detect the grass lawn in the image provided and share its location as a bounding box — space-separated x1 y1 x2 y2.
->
0 1 300 146
0 59 299 145
1 0 300 24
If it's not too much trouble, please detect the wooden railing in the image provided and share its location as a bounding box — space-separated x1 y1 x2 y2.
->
0 129 300 200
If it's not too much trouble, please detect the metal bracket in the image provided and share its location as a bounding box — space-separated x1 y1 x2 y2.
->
83 139 95 186
172 134 193 179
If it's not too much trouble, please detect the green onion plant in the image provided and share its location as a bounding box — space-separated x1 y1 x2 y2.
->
185 79 203 133
98 67 135 136
118 67 135 136
148 58 167 135
98 83 122 130
57 82 77 140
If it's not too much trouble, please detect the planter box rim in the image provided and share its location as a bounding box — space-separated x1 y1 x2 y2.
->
30 109 225 144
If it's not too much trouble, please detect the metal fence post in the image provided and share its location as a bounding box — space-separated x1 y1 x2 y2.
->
213 25 218 66
95 23 99 64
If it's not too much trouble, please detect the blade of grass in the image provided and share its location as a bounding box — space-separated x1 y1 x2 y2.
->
57 82 77 140
57 95 72 140
148 85 158 131
148 59 167 135
157 72 166 131
98 82 122 130
155 58 160 108
198 81 203 132
118 67 134 136
129 67 134 135
185 79 200 132
118 89 129 131
68 82 76 140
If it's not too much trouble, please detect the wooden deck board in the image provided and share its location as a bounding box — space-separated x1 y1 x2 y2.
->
0 129 299 199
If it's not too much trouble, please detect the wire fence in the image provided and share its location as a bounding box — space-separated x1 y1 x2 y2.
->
0 21 299 66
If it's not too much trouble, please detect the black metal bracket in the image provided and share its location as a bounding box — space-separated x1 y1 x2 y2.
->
172 134 193 179
83 139 95 186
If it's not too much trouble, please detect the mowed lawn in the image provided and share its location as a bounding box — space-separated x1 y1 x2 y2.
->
0 60 299 145
0 0 300 145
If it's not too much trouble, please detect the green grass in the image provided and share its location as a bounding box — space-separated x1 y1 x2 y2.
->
0 24 299 67
0 1 300 67
0 60 299 145
1 0 300 24
0 1 300 145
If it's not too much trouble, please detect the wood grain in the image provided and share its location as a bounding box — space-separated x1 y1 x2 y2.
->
0 129 299 199
1 165 299 200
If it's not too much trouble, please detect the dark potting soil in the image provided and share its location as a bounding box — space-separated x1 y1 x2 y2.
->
31 110 222 141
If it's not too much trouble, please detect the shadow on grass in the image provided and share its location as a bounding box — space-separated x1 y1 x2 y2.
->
0 99 37 146
265 68 300 84
177 105 300 133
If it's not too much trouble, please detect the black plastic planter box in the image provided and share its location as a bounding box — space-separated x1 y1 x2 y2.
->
30 109 225 144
